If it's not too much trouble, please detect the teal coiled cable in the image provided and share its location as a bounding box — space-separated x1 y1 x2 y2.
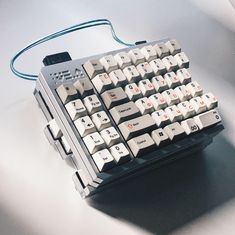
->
10 19 135 81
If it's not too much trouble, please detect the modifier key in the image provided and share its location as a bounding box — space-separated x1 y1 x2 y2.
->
118 114 156 140
127 133 155 157
164 122 186 141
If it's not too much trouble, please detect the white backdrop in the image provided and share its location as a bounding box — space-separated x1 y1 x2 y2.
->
1 0 235 234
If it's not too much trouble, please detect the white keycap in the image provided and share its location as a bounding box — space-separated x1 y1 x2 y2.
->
65 99 87 121
163 122 185 140
162 89 180 106
176 68 191 84
100 127 121 146
109 69 127 86
193 109 221 130
110 101 141 124
48 119 62 139
201 92 218 110
118 114 156 140
174 52 189 68
91 111 111 131
56 84 78 104
92 149 115 171
128 48 145 65
154 44 163 58
101 87 129 109
149 93 167 110
141 45 157 62
186 81 203 97
138 79 155 96
136 62 155 79
109 143 130 164
83 132 105 154
165 105 183 122
92 73 113 93
83 95 102 114
162 55 178 71
164 72 181 88
181 118 199 135
174 85 192 101
74 116 96 137
61 136 71 154
114 52 132 69
165 39 181 55
177 101 195 118
151 128 169 146
123 65 141 83
151 76 168 92
135 97 154 115
74 77 94 97
100 55 118 73
189 97 207 114
125 83 142 101
149 59 167 75
151 109 170 127
157 42 170 58
127 133 155 157
83 59 104 78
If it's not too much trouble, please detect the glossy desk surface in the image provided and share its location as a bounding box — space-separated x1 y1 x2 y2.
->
0 0 235 234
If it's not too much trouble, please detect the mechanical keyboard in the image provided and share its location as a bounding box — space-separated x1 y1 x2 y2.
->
34 38 223 198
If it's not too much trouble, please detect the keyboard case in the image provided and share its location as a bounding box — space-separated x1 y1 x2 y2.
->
34 39 223 198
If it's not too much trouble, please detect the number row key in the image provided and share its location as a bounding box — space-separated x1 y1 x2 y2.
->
92 143 131 171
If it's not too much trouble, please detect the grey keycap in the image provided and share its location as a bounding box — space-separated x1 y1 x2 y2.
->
118 114 156 140
110 101 141 124
193 109 221 130
83 60 104 78
101 87 129 109
163 122 185 141
56 84 78 104
127 133 155 157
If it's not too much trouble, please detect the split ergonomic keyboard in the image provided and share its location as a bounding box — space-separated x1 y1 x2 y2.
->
34 38 223 198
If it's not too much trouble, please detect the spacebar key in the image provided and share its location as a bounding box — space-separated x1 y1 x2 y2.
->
118 114 156 140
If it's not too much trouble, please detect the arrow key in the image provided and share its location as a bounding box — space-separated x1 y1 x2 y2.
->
91 111 111 131
74 116 96 137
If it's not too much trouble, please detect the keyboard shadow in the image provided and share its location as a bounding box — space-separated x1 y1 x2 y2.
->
88 134 235 235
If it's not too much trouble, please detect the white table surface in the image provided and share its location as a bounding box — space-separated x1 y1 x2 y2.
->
1 0 235 234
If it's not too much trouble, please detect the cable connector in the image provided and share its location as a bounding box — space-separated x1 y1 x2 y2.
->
43 52 72 66
10 19 135 81
135 40 147 45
